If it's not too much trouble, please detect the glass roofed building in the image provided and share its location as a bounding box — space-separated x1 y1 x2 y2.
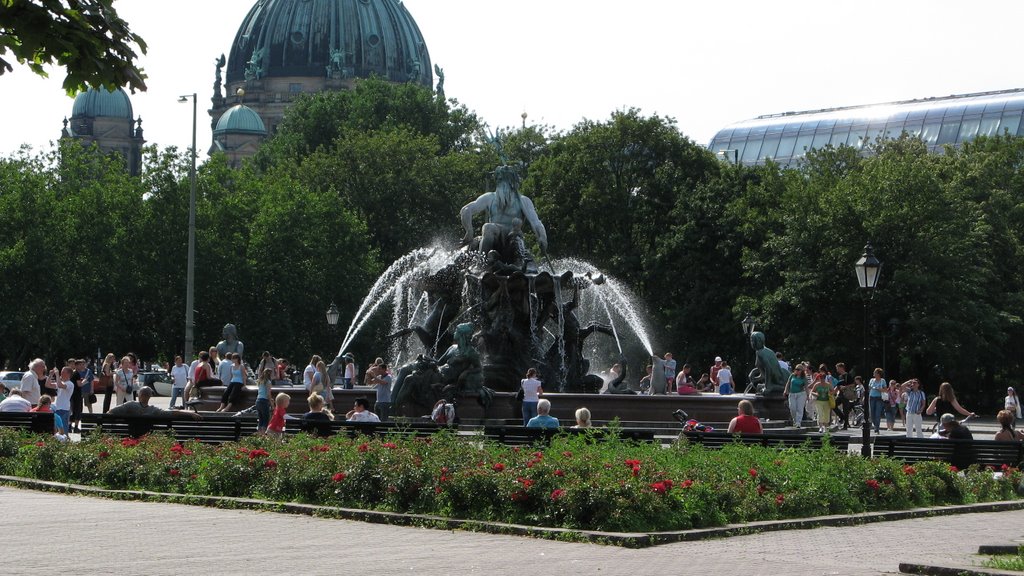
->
708 89 1024 167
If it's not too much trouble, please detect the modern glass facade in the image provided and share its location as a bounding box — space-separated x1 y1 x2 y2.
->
708 89 1024 166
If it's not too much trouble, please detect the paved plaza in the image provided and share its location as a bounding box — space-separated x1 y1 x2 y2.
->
2 486 1022 575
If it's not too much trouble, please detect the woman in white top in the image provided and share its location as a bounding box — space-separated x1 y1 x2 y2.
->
520 367 543 426
112 356 134 406
1006 387 1022 422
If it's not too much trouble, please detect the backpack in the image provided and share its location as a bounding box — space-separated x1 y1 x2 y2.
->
431 401 455 425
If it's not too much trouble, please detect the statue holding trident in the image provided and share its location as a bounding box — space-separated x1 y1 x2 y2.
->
460 162 548 273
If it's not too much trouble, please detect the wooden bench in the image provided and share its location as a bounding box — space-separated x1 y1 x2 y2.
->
292 420 446 439
481 426 658 446
0 411 55 434
79 413 255 443
872 436 1024 468
681 431 851 451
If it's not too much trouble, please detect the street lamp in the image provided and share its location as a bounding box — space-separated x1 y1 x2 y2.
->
326 302 340 331
178 93 197 362
855 242 882 457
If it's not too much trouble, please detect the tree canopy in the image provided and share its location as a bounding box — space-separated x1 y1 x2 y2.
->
0 0 147 94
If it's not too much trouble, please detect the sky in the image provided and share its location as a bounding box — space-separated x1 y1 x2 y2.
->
2 0 1024 158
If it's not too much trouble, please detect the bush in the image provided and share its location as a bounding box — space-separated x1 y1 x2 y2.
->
0 428 1019 533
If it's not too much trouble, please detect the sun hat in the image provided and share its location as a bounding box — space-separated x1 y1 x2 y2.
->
940 413 956 424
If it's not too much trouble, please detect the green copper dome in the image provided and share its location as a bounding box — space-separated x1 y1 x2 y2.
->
226 0 432 87
71 87 134 119
214 104 267 135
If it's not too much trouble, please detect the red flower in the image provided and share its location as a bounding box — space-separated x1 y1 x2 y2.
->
903 465 916 475
169 469 180 476
517 477 534 488
511 490 528 501
35 441 45 447
533 451 544 460
98 451 110 459
757 484 767 495
492 463 505 472
551 488 565 501
171 444 184 453
382 442 398 449
190 474 197 480
680 479 694 489
121 438 140 447
434 486 442 494
553 469 565 477
650 481 667 494
562 451 573 458
865 479 880 491
775 494 785 506
748 468 758 478
264 459 277 469
949 465 959 473
357 443 369 453
332 472 347 482
311 445 330 452
248 448 270 459
624 459 641 468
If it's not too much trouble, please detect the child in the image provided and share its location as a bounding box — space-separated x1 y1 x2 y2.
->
267 392 290 438
255 369 273 433
31 395 66 436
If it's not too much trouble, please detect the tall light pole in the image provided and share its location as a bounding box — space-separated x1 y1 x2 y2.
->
855 242 882 457
179 93 197 361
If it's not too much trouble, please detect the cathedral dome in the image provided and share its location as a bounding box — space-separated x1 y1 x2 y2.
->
225 0 432 87
214 104 267 136
71 87 134 119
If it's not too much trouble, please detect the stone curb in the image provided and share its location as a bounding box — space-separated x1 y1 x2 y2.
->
3 475 1024 548
899 562 1024 576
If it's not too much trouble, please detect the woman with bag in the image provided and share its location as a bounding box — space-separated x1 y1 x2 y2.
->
112 356 134 406
810 374 833 433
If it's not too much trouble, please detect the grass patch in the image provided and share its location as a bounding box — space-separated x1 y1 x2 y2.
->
981 546 1024 571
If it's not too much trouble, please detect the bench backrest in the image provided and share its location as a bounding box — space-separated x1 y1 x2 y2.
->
681 431 850 451
873 437 1024 468
481 426 657 446
0 411 55 434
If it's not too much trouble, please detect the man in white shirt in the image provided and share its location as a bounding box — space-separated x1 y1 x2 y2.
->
776 352 790 373
345 397 380 423
53 367 75 433
0 389 32 412
717 362 734 395
170 355 190 409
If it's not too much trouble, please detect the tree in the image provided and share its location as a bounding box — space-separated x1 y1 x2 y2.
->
0 0 148 94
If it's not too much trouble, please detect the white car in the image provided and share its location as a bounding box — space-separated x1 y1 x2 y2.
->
0 371 24 393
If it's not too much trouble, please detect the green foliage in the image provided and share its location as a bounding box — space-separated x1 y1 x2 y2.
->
982 547 1024 571
0 0 147 94
2 428 1019 533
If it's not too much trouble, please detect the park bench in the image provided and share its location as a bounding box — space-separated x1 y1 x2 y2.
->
872 436 1024 468
481 425 657 446
680 431 851 452
293 419 446 439
79 412 254 443
0 411 55 434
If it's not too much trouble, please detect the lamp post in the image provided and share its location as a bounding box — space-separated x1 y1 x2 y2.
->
855 242 882 457
326 302 340 333
178 93 197 361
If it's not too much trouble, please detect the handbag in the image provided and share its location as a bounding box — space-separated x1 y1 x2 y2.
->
828 394 836 409
514 388 524 402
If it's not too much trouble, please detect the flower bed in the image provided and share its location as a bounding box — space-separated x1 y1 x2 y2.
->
0 428 1020 533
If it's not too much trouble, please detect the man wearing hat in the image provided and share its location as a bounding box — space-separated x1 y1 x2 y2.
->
939 413 976 470
710 356 724 388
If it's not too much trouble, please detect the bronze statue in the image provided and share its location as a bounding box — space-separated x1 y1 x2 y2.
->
749 331 788 397
392 322 493 414
460 163 547 272
213 54 225 97
216 323 244 360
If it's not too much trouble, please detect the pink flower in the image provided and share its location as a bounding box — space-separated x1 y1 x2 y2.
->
332 472 347 482
551 489 565 501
